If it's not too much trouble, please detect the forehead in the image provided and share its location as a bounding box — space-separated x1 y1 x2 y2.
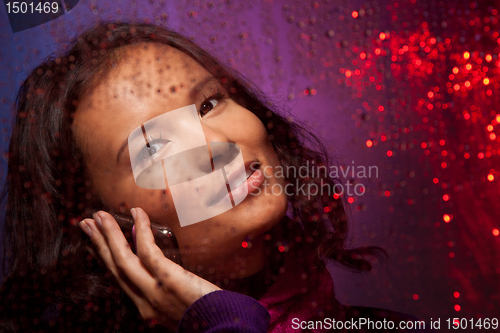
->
79 42 211 109
110 43 207 92
72 43 211 158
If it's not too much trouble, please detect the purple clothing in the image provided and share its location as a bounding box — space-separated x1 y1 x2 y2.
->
176 250 434 333
178 290 270 333
177 290 436 333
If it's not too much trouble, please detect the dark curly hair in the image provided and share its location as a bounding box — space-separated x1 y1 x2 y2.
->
0 22 384 332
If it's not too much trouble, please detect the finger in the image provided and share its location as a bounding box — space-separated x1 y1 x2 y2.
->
94 211 189 313
128 209 204 315
83 218 169 323
82 218 117 273
132 207 180 279
132 208 220 304
92 212 157 294
82 218 148 304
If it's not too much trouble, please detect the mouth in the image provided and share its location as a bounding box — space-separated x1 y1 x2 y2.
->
207 161 264 206
229 161 263 195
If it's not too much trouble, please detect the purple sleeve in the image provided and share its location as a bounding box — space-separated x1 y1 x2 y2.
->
177 290 270 333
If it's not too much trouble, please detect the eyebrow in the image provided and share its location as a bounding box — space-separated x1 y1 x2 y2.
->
189 76 219 98
116 76 219 164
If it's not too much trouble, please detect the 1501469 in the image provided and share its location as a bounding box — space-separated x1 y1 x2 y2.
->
5 1 59 14
446 318 499 330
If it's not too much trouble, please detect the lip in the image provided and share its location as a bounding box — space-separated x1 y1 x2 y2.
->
229 161 264 196
207 161 264 206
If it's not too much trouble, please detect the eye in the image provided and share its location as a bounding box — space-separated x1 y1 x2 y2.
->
141 139 170 159
199 98 218 117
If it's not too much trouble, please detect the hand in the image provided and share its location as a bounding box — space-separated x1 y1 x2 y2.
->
78 207 221 329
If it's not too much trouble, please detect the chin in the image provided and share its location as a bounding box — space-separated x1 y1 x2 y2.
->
229 198 287 243
178 190 288 280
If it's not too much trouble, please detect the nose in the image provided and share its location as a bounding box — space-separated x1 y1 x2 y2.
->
162 122 234 185
200 122 234 170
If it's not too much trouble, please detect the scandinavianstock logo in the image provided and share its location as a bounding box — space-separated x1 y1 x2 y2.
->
128 105 248 227
3 0 80 33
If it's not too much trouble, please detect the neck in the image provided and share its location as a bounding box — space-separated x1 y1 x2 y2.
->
222 221 291 299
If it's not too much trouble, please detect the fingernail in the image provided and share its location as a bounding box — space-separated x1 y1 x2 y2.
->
79 221 93 238
93 212 103 228
131 208 137 220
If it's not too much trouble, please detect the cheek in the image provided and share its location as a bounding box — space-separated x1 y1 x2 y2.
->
223 104 264 132
92 169 175 219
246 116 268 142
228 111 270 150
129 190 172 215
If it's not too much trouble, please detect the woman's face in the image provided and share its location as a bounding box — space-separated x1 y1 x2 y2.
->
73 43 288 280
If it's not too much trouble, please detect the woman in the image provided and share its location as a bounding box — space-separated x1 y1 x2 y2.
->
0 22 386 332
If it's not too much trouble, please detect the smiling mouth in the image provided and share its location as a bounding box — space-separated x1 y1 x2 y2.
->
228 161 262 194
206 161 263 207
